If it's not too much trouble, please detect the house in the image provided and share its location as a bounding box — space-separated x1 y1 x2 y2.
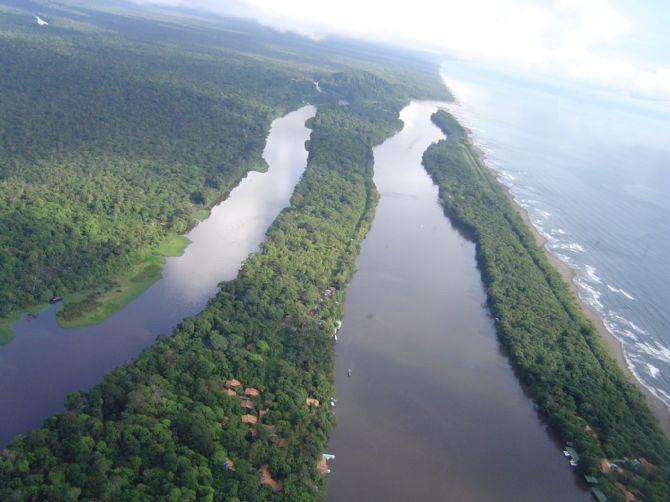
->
259 465 281 492
241 414 257 424
244 387 261 397
223 458 236 471
316 456 329 475
225 378 241 387
240 399 254 410
224 388 236 397
305 398 320 406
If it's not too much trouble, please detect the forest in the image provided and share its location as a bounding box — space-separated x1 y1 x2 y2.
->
0 71 432 502
0 0 445 340
0 1 450 499
423 110 670 501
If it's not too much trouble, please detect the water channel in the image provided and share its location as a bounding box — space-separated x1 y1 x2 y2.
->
324 101 591 501
0 105 316 446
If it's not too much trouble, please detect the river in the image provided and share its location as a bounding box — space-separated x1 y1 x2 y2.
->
324 101 590 501
0 105 315 447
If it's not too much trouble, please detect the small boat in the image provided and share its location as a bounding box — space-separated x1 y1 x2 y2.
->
347 368 352 377
49 296 63 304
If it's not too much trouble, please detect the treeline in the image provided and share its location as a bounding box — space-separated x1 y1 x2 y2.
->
0 70 418 499
423 110 670 501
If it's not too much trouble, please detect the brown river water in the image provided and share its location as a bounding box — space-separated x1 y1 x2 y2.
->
323 101 591 501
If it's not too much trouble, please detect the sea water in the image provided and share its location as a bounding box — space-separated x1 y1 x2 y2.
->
441 60 670 410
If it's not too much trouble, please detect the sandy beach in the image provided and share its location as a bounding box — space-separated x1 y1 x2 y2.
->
465 133 670 436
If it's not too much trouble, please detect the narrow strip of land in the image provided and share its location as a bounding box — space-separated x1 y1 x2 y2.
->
423 110 670 501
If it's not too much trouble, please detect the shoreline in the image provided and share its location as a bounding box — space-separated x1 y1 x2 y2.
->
464 132 670 435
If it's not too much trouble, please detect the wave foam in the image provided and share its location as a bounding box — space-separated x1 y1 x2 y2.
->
646 363 661 379
605 284 636 300
575 278 604 310
552 242 585 253
583 264 602 284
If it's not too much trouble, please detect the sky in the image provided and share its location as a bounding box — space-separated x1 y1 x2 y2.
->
135 0 670 101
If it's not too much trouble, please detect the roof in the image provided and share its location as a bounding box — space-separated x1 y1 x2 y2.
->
599 458 612 473
224 388 236 397
259 464 281 492
240 399 254 409
241 414 257 424
316 456 329 475
244 387 260 397
306 398 320 406
225 378 241 387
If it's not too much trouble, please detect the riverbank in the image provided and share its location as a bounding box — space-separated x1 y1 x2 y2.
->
464 128 670 436
51 165 270 330
0 304 49 345
55 235 191 329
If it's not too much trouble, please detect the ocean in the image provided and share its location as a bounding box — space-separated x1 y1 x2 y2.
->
441 60 670 412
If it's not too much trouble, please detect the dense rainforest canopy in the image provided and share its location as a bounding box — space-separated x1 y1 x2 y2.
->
0 0 449 499
0 0 445 334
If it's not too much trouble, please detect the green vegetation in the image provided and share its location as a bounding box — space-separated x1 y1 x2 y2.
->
195 209 211 221
55 255 163 329
423 110 670 501
55 234 190 328
0 4 311 334
0 70 423 501
154 235 192 258
0 303 49 345
0 2 450 499
0 0 447 337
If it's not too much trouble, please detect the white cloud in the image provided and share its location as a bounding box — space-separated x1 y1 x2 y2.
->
135 0 670 100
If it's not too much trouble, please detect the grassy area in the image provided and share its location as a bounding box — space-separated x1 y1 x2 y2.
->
0 234 191 338
194 208 209 221
153 234 191 257
54 233 191 329
56 255 164 329
0 303 50 345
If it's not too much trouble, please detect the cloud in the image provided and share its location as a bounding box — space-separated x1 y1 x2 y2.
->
134 0 670 100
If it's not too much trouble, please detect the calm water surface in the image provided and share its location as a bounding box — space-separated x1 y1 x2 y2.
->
0 105 315 446
324 101 590 501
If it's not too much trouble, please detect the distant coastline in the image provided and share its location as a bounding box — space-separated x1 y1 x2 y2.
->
463 126 670 435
